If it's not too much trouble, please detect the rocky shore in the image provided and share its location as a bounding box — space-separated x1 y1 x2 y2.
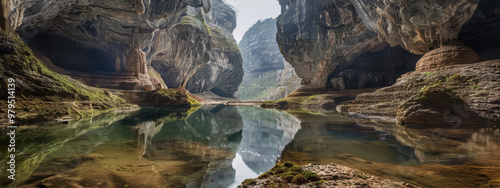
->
239 162 416 188
337 59 500 127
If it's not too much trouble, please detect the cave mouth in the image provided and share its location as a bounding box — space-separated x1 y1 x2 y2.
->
25 33 116 73
327 46 421 90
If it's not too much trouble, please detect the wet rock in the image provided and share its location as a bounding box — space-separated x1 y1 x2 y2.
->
240 163 416 188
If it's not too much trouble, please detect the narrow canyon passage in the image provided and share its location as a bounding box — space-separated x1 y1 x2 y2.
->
1 0 500 188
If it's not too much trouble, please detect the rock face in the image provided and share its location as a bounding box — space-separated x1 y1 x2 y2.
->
350 0 479 55
186 0 243 97
338 60 500 127
460 0 500 61
329 45 421 90
335 0 500 127
275 0 488 90
276 0 380 88
5 0 213 90
415 41 479 72
237 18 301 100
0 32 130 124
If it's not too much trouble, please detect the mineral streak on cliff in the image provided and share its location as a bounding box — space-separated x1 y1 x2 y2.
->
349 0 479 55
5 0 213 90
237 18 301 100
276 0 380 88
186 0 244 98
275 0 486 89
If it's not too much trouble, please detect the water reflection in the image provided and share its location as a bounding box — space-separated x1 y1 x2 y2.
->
354 119 500 165
0 112 131 187
228 107 302 187
1 106 499 188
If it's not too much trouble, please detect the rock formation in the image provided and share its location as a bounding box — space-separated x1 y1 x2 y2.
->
275 0 490 90
459 0 500 61
237 18 301 100
186 0 244 97
350 0 479 55
336 0 500 127
276 0 380 88
4 0 213 90
0 32 130 124
338 60 500 127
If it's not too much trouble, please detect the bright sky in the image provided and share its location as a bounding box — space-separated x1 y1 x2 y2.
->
223 0 282 44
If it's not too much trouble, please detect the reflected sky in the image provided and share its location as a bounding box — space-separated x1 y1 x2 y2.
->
1 106 499 187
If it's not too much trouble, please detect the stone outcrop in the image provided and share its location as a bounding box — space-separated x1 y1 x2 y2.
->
0 32 132 124
415 41 479 72
335 0 500 127
338 60 500 127
276 0 380 88
186 0 243 97
275 0 490 90
237 18 301 100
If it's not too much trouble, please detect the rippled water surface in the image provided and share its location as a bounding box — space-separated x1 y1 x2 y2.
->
1 106 499 187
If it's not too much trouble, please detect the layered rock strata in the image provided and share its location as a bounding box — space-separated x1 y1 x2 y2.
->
0 32 131 124
186 0 243 97
237 18 301 100
338 60 500 127
276 0 380 88
5 0 213 90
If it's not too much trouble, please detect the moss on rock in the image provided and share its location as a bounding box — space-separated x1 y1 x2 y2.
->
0 31 133 124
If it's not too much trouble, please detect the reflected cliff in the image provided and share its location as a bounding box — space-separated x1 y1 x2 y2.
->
229 107 302 187
2 106 498 188
353 119 500 165
0 112 132 187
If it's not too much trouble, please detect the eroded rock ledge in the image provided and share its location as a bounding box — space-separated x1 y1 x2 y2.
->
337 60 500 127
3 0 242 97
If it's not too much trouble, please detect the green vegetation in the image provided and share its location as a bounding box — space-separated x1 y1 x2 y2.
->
152 89 201 107
421 71 438 77
472 85 479 89
179 16 210 35
253 162 319 184
236 70 300 100
0 31 131 122
209 26 239 52
241 179 257 185
419 82 443 93
357 174 368 179
315 180 326 185
420 94 428 100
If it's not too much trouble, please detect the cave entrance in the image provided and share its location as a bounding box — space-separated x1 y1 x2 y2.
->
25 33 115 73
327 46 421 90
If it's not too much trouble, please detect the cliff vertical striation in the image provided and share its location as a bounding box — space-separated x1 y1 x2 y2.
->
186 0 243 97
237 18 301 100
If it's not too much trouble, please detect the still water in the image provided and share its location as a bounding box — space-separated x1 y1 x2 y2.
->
1 106 499 187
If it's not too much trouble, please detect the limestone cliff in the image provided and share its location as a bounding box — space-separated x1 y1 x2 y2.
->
276 0 379 88
186 0 243 97
237 18 301 100
0 32 131 124
275 0 489 90
350 0 478 55
337 0 500 127
5 0 212 90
